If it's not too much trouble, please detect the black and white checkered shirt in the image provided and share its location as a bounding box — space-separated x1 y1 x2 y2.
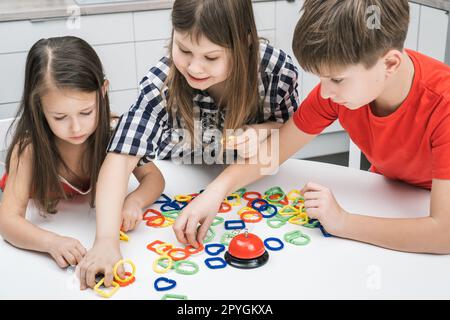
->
108 42 299 166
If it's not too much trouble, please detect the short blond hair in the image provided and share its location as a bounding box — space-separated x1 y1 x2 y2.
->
293 0 410 74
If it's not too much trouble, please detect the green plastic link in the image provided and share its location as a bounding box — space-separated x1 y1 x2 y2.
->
220 230 239 246
303 219 320 228
202 227 216 243
267 215 287 228
264 186 286 199
158 257 175 269
161 294 188 300
161 210 180 219
211 216 225 227
174 260 199 275
284 230 311 246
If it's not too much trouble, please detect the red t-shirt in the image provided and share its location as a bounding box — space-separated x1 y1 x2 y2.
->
293 49 450 189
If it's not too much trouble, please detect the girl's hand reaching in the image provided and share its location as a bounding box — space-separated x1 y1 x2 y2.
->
173 187 227 247
121 198 143 232
46 235 87 268
76 239 125 290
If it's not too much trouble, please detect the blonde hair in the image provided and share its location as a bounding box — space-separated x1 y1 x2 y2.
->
166 0 261 142
293 0 410 74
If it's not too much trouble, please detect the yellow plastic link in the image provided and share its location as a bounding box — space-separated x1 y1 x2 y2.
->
113 259 136 283
94 278 120 298
119 231 129 242
153 256 173 274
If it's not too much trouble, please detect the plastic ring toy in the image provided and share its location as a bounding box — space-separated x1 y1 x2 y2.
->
204 257 227 269
113 259 136 283
219 202 232 213
154 277 176 291
264 237 285 251
161 294 188 300
240 210 263 223
259 204 278 219
174 260 199 275
251 199 269 211
185 243 204 255
243 191 262 201
153 256 173 274
205 243 226 256
167 248 190 261
284 230 311 246
175 195 192 202
143 208 162 221
94 278 120 298
224 220 246 230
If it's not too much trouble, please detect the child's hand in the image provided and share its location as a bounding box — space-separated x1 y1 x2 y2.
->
47 235 87 268
173 187 226 247
76 239 124 290
301 182 348 235
121 198 143 232
224 125 269 159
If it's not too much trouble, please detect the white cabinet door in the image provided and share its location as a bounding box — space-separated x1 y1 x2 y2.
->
0 52 27 104
135 39 170 83
109 89 138 115
0 12 134 54
418 6 448 62
405 3 421 50
253 1 276 32
94 43 137 92
133 9 172 42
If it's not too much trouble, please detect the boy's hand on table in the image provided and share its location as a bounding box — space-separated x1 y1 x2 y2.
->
121 198 143 232
76 239 124 290
301 182 348 235
173 188 226 247
46 235 87 268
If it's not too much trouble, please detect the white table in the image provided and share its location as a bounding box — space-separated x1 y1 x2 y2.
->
1 159 448 300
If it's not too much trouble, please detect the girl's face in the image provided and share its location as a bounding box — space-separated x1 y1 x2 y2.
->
41 87 98 146
172 30 230 91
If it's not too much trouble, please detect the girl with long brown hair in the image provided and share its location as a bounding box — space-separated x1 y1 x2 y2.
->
0 36 164 269
77 0 299 290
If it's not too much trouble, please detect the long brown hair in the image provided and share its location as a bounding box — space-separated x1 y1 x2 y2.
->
167 0 261 141
5 36 111 213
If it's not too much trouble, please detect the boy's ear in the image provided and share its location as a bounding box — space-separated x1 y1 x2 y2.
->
102 79 110 97
383 50 403 76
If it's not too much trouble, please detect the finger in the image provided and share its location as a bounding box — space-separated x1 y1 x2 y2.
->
117 264 126 280
64 251 78 266
186 217 200 247
104 266 114 287
70 248 83 265
173 213 189 244
54 254 69 268
304 199 320 209
303 190 322 200
86 264 100 289
122 217 131 232
77 261 92 290
301 182 325 194
197 215 214 244
304 207 320 219
77 244 87 257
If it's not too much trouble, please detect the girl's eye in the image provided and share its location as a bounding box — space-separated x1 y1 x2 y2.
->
205 56 218 61
54 116 66 121
331 79 344 84
180 48 191 54
81 110 93 116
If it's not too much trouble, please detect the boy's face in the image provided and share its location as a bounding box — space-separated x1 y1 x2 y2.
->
172 30 230 91
318 58 387 109
41 87 98 146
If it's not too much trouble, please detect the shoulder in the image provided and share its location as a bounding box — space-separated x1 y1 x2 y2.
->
259 41 298 78
139 56 171 93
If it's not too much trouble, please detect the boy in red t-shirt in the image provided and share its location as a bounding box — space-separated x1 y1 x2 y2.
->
174 0 450 254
